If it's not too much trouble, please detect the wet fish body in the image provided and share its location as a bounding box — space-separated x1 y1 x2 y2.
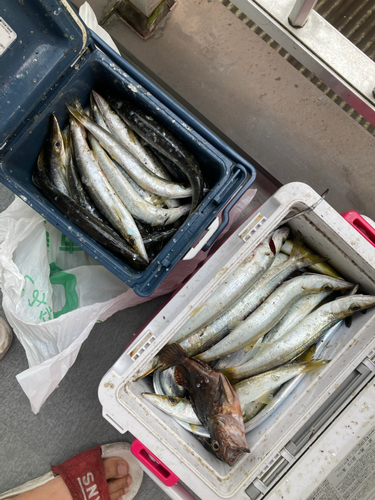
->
88 133 190 226
196 275 353 363
222 295 375 380
33 149 148 269
111 99 204 214
45 114 69 196
172 227 290 343
158 343 249 466
92 91 173 181
69 117 148 261
68 106 194 200
179 236 326 358
263 291 332 343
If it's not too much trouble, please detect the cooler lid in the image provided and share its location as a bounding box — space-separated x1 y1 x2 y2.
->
0 0 88 148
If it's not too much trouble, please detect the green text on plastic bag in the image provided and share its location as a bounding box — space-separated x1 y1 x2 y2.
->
49 262 79 319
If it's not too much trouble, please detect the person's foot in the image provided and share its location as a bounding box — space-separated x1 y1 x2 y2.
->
0 317 13 360
9 457 132 500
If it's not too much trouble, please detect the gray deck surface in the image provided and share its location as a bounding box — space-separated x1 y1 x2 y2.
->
1 0 375 498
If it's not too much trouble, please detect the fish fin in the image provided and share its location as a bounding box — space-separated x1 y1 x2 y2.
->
189 423 203 433
290 232 327 268
301 359 330 373
256 393 274 404
218 367 236 382
174 365 188 388
228 321 243 332
159 343 187 366
294 344 317 362
250 342 273 356
218 372 236 405
243 340 267 353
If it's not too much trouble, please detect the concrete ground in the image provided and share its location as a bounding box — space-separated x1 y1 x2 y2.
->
1 0 375 498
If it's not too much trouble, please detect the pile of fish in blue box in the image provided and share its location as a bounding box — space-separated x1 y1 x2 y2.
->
0 0 256 296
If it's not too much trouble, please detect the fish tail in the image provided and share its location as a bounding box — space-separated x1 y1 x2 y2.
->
290 232 327 268
301 359 330 373
294 344 317 362
158 343 188 371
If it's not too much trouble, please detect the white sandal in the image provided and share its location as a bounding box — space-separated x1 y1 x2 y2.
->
0 442 143 500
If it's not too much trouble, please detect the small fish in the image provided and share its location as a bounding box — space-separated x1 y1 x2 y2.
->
221 294 375 381
196 275 353 363
172 227 290 343
33 149 148 270
179 234 326 358
111 98 204 214
69 117 148 261
88 132 190 226
158 343 249 466
153 367 187 398
67 106 194 200
44 114 69 196
92 91 174 185
65 130 102 219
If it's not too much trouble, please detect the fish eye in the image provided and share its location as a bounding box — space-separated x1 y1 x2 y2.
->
55 141 61 148
168 397 177 405
350 303 361 312
323 284 333 291
212 440 220 451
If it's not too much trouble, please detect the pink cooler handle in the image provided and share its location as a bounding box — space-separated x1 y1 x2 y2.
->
341 211 375 248
131 438 179 486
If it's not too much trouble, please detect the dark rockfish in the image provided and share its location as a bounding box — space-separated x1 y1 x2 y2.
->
158 343 250 466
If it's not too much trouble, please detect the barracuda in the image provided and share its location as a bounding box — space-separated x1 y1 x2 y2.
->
69 117 148 262
67 106 194 200
221 294 375 381
196 275 353 363
172 227 290 343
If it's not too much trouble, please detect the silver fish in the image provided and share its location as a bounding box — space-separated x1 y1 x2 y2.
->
68 106 193 199
153 368 187 398
215 291 331 370
91 93 180 209
244 320 343 431
221 294 375 381
69 117 148 261
88 134 190 226
92 91 172 179
244 285 360 430
172 227 290 343
143 360 327 426
263 291 332 343
196 275 353 363
180 235 326 358
45 115 69 196
90 95 171 208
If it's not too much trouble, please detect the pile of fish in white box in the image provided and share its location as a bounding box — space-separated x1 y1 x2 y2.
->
141 224 375 466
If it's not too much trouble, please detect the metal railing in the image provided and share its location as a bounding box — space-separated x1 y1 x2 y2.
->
229 0 375 127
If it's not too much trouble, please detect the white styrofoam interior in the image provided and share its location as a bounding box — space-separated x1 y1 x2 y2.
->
99 183 375 499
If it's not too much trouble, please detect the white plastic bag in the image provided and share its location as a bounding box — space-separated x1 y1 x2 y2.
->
0 190 256 413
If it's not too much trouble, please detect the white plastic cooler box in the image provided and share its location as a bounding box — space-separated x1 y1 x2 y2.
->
99 182 375 500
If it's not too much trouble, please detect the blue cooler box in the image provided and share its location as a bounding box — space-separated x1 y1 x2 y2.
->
0 0 256 296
